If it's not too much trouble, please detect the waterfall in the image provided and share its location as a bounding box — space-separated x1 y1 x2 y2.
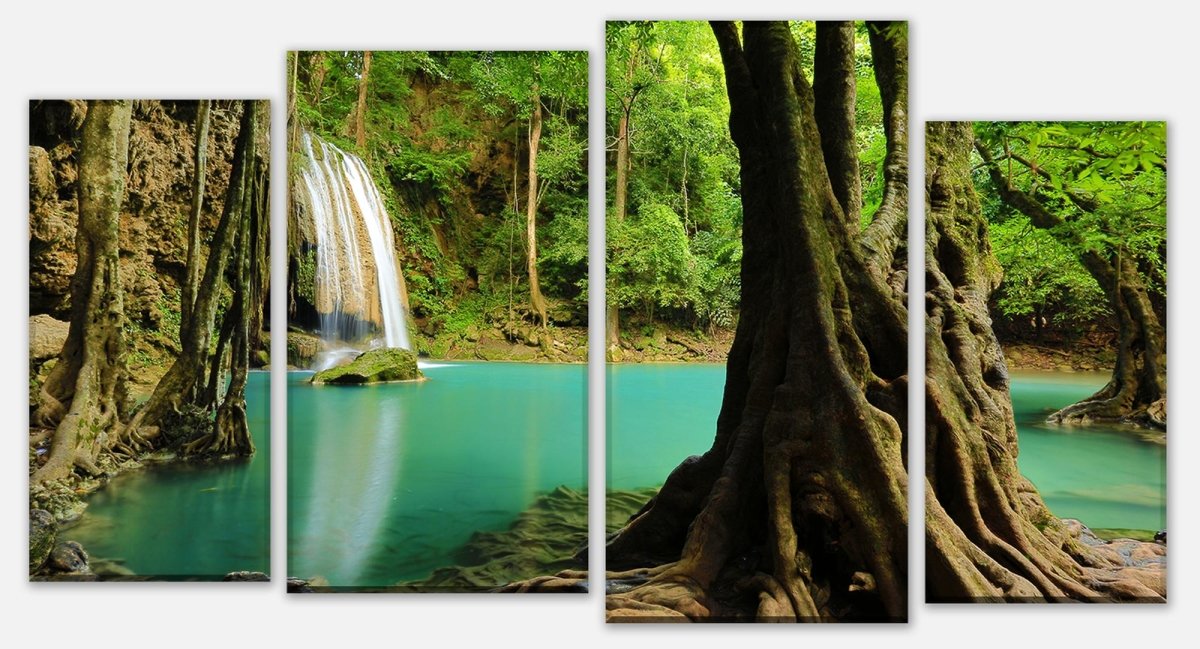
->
298 132 410 364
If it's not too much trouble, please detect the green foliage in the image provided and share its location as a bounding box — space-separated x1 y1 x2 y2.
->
854 24 888 227
608 203 695 319
605 21 888 331
689 230 741 331
989 214 1109 329
974 121 1166 338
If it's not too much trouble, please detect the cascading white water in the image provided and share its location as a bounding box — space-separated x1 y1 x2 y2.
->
298 132 410 365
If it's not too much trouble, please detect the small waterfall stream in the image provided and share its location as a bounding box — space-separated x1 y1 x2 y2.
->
298 132 410 367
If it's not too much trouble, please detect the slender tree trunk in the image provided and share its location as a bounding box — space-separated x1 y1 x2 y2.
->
310 51 327 105
248 161 269 363
124 101 259 441
181 100 210 328
976 143 1166 428
608 99 632 349
187 147 260 456
526 86 548 329
355 51 372 150
925 121 1162 603
605 22 910 622
608 50 639 351
33 100 132 483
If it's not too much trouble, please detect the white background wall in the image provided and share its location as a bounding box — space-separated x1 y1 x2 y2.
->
0 1 1192 646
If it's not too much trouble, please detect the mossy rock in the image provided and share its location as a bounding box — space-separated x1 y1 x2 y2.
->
310 348 424 385
30 509 56 573
287 332 321 367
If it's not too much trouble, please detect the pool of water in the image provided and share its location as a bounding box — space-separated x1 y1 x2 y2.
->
287 362 586 588
1009 371 1165 531
67 371 271 579
606 364 1166 532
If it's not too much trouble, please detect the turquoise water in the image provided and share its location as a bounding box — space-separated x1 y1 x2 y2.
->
607 364 1166 531
67 371 271 578
287 362 586 587
1009 371 1166 531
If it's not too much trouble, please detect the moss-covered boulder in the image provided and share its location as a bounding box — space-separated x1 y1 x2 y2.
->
310 348 424 385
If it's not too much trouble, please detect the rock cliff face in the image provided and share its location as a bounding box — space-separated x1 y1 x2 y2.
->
28 100 251 391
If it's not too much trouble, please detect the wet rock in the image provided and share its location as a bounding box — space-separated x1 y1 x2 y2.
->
29 509 56 572
1154 530 1167 544
311 348 424 385
48 540 89 574
223 571 269 581
29 481 88 523
29 315 70 362
287 578 315 593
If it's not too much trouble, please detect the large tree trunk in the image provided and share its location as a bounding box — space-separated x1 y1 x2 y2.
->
180 99 210 326
604 21 910 622
124 100 259 442
976 143 1166 429
526 86 548 329
924 121 1163 603
32 101 132 483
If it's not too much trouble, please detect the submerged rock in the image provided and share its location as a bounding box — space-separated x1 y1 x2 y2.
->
394 486 589 592
310 348 424 385
29 509 56 572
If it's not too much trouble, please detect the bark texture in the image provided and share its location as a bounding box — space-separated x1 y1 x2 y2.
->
604 21 910 622
32 101 133 483
181 99 210 326
813 21 860 222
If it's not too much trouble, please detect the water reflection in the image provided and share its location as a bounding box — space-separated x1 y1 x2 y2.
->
67 371 270 578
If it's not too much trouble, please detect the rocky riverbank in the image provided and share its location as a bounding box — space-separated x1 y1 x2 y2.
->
608 326 733 363
1062 518 1166 600
1002 340 1113 373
